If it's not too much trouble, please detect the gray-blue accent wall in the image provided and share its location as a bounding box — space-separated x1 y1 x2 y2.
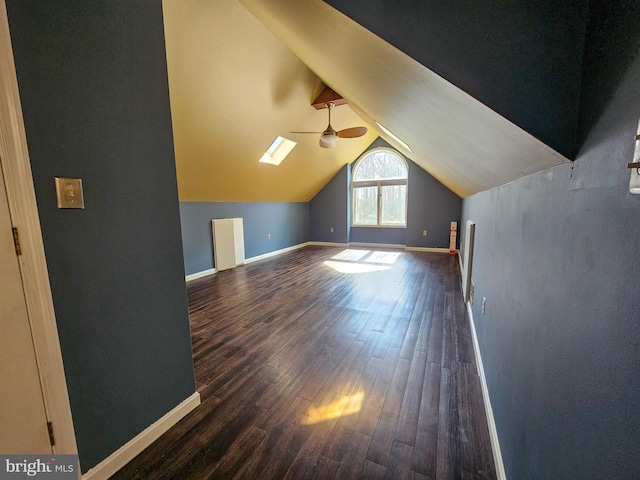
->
180 202 309 275
309 165 350 244
309 138 462 248
460 2 640 478
7 0 196 472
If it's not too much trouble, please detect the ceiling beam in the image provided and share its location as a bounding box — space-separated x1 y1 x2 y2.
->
311 85 348 110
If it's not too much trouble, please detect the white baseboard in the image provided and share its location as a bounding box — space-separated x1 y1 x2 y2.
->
82 392 201 480
312 242 454 254
307 241 349 247
186 243 313 282
348 242 406 249
405 246 451 254
244 241 310 264
185 268 216 282
466 302 506 480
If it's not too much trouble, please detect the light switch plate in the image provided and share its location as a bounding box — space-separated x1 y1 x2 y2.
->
55 177 84 209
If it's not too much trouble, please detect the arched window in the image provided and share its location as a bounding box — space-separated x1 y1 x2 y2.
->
352 148 408 227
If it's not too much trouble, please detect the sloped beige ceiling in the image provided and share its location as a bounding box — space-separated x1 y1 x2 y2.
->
162 0 377 202
240 0 570 198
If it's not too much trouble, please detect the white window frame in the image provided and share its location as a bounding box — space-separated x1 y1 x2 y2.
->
351 147 408 228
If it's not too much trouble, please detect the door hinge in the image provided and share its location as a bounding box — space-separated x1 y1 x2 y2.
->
12 227 21 256
47 421 55 446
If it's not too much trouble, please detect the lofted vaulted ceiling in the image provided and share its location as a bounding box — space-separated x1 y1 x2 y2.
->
163 0 575 201
162 0 377 202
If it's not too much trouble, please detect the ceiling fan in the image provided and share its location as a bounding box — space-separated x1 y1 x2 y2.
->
291 102 367 148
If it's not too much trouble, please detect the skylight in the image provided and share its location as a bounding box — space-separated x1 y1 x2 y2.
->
375 121 413 153
259 136 297 166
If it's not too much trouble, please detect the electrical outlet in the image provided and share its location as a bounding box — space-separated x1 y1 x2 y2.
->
422 229 428 236
330 227 334 233
267 234 271 240
482 297 487 315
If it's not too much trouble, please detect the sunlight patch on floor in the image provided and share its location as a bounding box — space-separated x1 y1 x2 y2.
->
366 251 401 264
324 260 391 274
324 249 402 274
331 249 371 262
299 391 365 425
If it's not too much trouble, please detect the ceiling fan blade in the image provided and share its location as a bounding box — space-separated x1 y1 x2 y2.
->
290 131 323 134
337 126 368 138
319 137 336 148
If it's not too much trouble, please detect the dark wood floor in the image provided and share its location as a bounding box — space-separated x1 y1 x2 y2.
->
112 246 496 479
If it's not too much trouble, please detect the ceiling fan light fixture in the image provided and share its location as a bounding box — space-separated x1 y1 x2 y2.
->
291 101 366 148
321 132 338 143
319 136 337 148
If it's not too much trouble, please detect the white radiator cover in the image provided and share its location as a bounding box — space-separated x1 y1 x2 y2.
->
211 218 245 272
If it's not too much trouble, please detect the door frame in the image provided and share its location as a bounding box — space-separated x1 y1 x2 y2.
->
0 0 77 455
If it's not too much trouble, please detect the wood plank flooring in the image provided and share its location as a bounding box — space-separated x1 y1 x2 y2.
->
111 246 496 479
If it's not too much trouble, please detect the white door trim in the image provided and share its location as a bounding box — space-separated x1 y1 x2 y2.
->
0 0 78 456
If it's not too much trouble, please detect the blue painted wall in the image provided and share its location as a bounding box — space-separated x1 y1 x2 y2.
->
7 0 195 471
349 226 405 245
309 165 349 244
460 2 640 478
309 138 461 248
406 153 462 249
180 202 309 275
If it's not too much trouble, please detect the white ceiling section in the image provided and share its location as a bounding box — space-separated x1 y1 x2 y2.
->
240 0 570 197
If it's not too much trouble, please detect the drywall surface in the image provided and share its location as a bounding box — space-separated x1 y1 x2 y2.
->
180 202 309 275
309 164 349 244
326 0 588 158
460 2 640 477
349 227 405 245
7 0 195 471
406 157 462 249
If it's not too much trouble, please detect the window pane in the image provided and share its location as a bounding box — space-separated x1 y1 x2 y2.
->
353 186 378 225
354 150 408 181
380 185 406 225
